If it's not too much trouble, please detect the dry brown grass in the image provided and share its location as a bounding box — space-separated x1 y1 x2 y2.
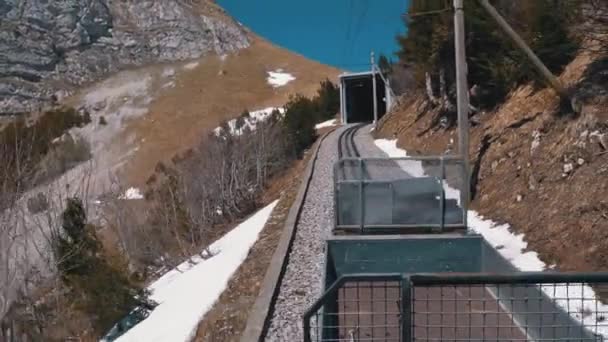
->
377 51 608 272
120 37 340 186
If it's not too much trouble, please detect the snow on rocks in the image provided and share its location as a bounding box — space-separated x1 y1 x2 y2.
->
374 138 608 337
213 107 285 136
315 119 337 129
563 162 575 175
591 130 607 151
119 187 144 200
114 200 278 342
162 68 176 78
265 129 339 341
267 69 296 88
530 130 541 154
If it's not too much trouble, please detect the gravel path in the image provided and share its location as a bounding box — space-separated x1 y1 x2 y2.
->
265 126 347 341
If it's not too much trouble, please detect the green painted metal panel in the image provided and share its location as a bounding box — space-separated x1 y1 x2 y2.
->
337 182 359 225
391 177 442 225
327 236 483 283
363 182 393 225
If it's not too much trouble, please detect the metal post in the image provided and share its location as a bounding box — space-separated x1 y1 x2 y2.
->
454 0 470 225
339 78 345 124
439 157 446 233
359 159 365 232
371 51 379 126
401 275 412 341
477 0 568 99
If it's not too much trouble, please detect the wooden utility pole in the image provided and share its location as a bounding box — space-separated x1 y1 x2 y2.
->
371 51 379 126
478 0 568 99
454 0 470 218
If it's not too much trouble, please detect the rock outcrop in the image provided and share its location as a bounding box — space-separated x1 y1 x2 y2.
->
0 0 249 114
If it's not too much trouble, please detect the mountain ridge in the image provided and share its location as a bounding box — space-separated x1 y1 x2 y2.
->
0 0 249 115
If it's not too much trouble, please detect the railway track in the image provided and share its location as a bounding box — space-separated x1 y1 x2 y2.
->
241 127 339 341
243 123 608 342
337 123 365 159
337 123 370 181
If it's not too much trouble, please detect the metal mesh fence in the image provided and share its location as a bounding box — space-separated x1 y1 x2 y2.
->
306 279 403 342
334 157 467 230
411 282 608 341
304 273 608 342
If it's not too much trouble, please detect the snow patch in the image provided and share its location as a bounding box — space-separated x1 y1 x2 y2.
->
183 61 199 70
214 107 285 136
119 187 144 200
267 70 296 88
315 119 337 129
531 130 541 153
115 200 278 342
162 68 176 78
162 81 175 89
374 138 608 337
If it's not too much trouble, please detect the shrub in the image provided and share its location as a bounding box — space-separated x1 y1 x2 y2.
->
99 116 107 125
33 134 92 185
313 79 340 121
27 192 49 214
51 198 154 335
283 95 317 157
0 106 91 194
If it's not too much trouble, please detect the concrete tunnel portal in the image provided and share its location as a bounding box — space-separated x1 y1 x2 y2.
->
339 70 392 124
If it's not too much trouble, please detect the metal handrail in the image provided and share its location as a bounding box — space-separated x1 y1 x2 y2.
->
303 272 608 342
334 157 467 232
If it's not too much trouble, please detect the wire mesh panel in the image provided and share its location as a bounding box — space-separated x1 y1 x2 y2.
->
334 157 467 231
410 274 608 342
304 276 405 342
305 273 608 342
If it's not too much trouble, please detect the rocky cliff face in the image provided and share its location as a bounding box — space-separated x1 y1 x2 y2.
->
0 0 249 115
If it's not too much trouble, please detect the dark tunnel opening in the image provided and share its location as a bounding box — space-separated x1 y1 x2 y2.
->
343 74 386 123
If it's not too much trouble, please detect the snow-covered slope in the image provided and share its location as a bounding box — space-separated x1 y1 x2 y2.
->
112 200 278 342
374 138 608 337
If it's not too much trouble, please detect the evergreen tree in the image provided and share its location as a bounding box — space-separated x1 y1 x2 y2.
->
54 197 101 277
313 79 340 121
396 0 579 109
53 197 155 335
378 54 393 76
283 95 317 158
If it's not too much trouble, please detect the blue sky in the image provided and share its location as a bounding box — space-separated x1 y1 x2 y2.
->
216 0 408 71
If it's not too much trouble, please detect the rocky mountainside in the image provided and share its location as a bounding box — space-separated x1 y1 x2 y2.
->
0 0 249 115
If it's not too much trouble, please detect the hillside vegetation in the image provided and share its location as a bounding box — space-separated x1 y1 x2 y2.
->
378 0 608 272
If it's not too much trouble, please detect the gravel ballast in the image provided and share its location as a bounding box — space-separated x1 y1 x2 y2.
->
265 126 347 340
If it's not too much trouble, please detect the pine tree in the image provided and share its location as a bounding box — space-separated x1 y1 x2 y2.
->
54 197 100 277
53 197 155 335
378 54 393 76
314 79 340 121
395 0 579 109
283 95 317 158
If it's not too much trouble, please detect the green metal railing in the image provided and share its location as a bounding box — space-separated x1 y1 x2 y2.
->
304 272 608 342
333 157 468 234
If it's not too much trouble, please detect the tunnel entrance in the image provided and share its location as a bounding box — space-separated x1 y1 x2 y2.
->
340 71 390 124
